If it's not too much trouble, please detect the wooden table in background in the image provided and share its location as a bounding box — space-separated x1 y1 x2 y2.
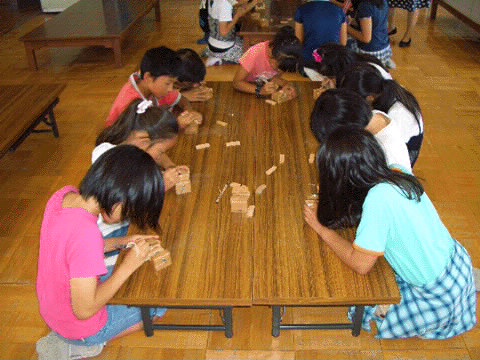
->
110 82 400 338
238 0 304 50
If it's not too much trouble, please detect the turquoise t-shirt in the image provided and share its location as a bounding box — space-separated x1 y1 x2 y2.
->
354 182 454 286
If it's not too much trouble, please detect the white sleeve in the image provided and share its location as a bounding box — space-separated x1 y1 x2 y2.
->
92 143 116 164
217 1 233 22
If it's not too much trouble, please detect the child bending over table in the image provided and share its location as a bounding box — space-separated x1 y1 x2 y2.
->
304 126 476 339
36 145 168 359
233 26 303 98
175 48 213 103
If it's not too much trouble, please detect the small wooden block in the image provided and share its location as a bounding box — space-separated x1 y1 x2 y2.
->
279 154 285 164
265 165 277 176
265 99 277 106
246 205 255 218
226 141 241 147
175 180 191 195
230 195 249 213
216 120 228 127
151 248 172 271
308 153 315 164
255 184 267 195
184 123 198 135
230 182 241 188
177 167 190 182
271 90 289 104
195 143 210 150
232 185 250 198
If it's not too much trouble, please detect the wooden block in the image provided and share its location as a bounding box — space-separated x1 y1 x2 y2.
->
225 141 241 147
271 90 289 104
246 205 255 218
177 167 190 182
232 185 250 198
175 180 191 195
309 153 315 164
265 165 277 176
195 143 210 150
279 154 285 164
146 239 172 271
255 184 267 195
230 182 241 188
265 99 277 106
230 195 248 213
216 120 228 127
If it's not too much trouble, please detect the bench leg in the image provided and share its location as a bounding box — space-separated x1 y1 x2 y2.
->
272 306 281 337
141 307 154 337
112 39 122 68
430 0 439 19
351 306 365 337
47 108 60 137
221 307 233 338
154 0 161 22
24 44 38 71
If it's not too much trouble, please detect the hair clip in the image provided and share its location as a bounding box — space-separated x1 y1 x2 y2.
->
136 99 153 114
312 49 323 63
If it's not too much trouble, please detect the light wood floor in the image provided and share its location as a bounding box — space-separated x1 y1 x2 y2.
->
0 1 479 359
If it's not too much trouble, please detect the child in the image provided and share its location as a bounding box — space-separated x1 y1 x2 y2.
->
204 0 259 67
36 145 168 358
232 26 303 97
304 126 476 339
311 88 411 171
175 48 213 103
294 0 347 64
305 43 391 82
106 46 202 129
197 0 210 44
346 0 395 69
338 63 423 166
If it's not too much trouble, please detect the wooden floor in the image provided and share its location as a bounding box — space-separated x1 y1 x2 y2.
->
0 1 479 359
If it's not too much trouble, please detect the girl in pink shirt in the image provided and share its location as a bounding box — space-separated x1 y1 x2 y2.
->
233 26 303 97
36 146 167 358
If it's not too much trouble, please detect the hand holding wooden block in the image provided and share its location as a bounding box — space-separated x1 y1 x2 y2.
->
146 239 172 271
175 166 191 195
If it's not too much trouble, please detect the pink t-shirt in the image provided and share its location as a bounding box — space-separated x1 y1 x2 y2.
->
239 41 279 83
106 73 181 127
36 186 108 340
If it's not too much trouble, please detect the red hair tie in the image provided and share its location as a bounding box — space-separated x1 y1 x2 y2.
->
312 49 323 63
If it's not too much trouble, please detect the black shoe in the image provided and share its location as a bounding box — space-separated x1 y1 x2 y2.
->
388 27 397 36
399 38 412 48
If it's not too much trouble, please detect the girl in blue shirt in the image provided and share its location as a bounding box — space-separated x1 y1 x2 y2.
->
304 127 476 339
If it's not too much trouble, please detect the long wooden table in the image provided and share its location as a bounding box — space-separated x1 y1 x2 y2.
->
110 82 400 338
238 0 304 50
19 0 160 70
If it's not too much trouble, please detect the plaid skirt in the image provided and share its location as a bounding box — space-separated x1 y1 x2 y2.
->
348 40 393 68
349 240 477 339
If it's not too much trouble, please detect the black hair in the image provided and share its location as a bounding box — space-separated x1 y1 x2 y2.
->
96 99 179 146
269 26 303 73
140 46 182 80
338 63 422 131
316 127 424 229
310 88 372 143
80 145 165 231
176 48 206 84
309 43 386 82
359 0 385 8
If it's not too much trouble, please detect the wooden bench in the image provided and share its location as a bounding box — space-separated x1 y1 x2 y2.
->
0 83 66 158
19 0 161 70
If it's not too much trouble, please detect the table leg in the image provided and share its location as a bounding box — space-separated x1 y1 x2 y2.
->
47 104 60 138
222 307 233 338
112 39 122 68
154 0 161 22
141 307 154 337
24 44 38 71
272 306 281 337
430 0 439 19
351 306 365 337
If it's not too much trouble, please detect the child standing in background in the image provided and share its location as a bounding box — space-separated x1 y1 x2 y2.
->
347 0 395 69
36 146 168 359
338 63 423 166
233 26 303 97
107 46 202 130
294 0 347 64
204 0 259 67
304 127 476 339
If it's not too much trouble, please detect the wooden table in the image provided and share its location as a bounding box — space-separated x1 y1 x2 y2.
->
238 0 304 50
0 83 66 158
110 82 400 338
19 0 160 70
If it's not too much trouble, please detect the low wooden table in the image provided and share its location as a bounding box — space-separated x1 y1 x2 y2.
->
110 82 400 338
19 0 160 70
0 83 66 158
238 0 304 50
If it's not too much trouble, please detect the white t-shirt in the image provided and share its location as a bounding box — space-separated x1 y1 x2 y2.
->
208 0 235 49
92 143 130 237
368 62 392 80
387 101 423 145
372 110 412 172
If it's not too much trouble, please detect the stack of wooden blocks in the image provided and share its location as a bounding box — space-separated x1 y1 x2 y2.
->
271 87 296 104
230 184 250 213
146 238 172 272
175 167 191 195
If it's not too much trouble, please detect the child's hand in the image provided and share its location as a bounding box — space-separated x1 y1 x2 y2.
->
282 84 297 99
177 111 203 129
163 165 190 191
303 203 324 236
260 81 278 96
182 87 213 102
122 235 160 272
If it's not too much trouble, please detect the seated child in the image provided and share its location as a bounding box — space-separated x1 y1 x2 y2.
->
338 63 424 166
311 88 411 171
304 126 476 339
106 46 202 129
36 145 168 359
204 0 259 66
233 26 303 98
175 48 213 103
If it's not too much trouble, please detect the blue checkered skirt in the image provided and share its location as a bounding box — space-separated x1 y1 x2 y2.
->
349 240 477 339
348 40 393 68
